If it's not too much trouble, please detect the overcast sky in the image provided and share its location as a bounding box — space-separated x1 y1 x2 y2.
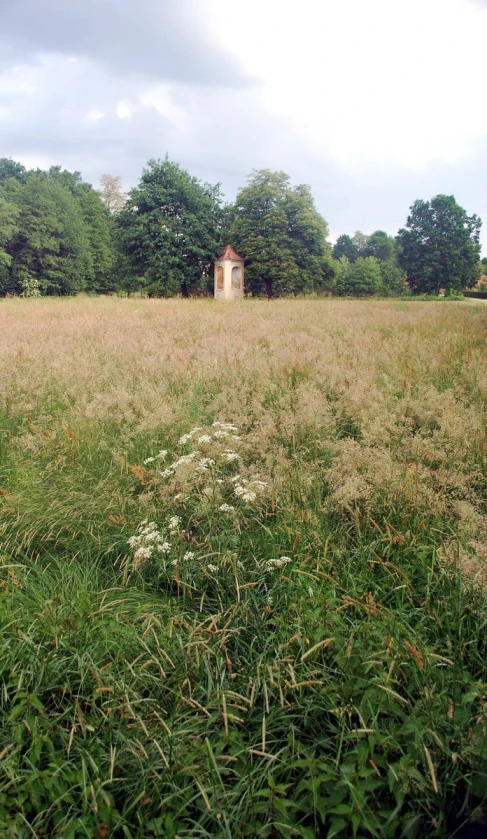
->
1 0 487 247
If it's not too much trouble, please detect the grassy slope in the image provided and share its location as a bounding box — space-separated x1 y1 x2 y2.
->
0 297 486 838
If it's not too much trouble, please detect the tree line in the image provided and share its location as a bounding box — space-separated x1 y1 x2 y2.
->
0 155 482 298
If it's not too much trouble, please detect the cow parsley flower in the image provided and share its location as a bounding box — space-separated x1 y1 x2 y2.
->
265 556 292 571
223 451 241 462
178 428 202 446
197 434 212 445
157 542 171 554
168 515 181 533
242 491 257 503
143 457 155 465
183 551 195 561
212 422 238 433
134 546 153 562
207 564 218 573
219 503 235 513
197 457 215 472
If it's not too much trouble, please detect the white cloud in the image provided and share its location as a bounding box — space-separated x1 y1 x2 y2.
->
139 84 188 130
0 63 39 98
84 107 105 122
206 0 487 170
116 100 132 119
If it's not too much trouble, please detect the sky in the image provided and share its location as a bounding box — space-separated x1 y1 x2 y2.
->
1 0 487 247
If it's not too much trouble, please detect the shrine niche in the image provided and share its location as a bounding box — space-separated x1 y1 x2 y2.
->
214 245 244 300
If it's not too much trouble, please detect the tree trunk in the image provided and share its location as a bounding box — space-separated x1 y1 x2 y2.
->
181 282 189 298
265 277 273 299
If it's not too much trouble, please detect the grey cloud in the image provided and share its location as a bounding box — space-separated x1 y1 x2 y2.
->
0 0 248 86
316 154 487 247
1 0 486 253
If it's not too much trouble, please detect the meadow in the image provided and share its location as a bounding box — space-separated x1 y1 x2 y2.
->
0 296 486 838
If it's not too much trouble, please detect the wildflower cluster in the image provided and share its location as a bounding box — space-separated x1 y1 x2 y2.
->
127 422 273 586
140 422 268 513
232 476 267 504
127 520 171 566
264 556 292 571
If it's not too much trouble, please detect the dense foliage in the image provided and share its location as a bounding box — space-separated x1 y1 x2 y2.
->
0 157 483 297
0 162 112 296
397 195 482 295
115 158 224 297
228 169 334 297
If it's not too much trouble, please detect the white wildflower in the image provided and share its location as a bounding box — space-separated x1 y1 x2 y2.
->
242 491 257 503
157 449 168 459
219 503 235 513
134 546 153 562
234 485 245 497
212 430 228 440
231 435 241 442
265 556 292 571
230 475 241 484
197 457 215 472
223 451 241 462
197 434 212 445
143 457 155 465
178 427 202 445
183 551 195 561
157 542 171 554
168 515 181 532
212 422 238 432
160 468 175 479
252 481 268 490
207 564 218 573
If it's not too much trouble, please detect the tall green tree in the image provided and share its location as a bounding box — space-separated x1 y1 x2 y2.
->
77 184 113 292
0 158 26 186
397 195 481 295
115 158 224 297
229 170 333 297
45 167 113 291
2 174 91 295
333 234 359 262
362 230 396 262
0 194 20 294
336 256 383 296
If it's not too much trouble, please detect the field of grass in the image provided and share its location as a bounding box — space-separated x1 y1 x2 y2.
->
0 296 486 838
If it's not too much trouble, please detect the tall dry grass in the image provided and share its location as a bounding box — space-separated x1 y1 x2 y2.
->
1 297 486 556
1 296 487 838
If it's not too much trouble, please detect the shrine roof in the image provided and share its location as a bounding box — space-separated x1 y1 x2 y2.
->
217 245 244 262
